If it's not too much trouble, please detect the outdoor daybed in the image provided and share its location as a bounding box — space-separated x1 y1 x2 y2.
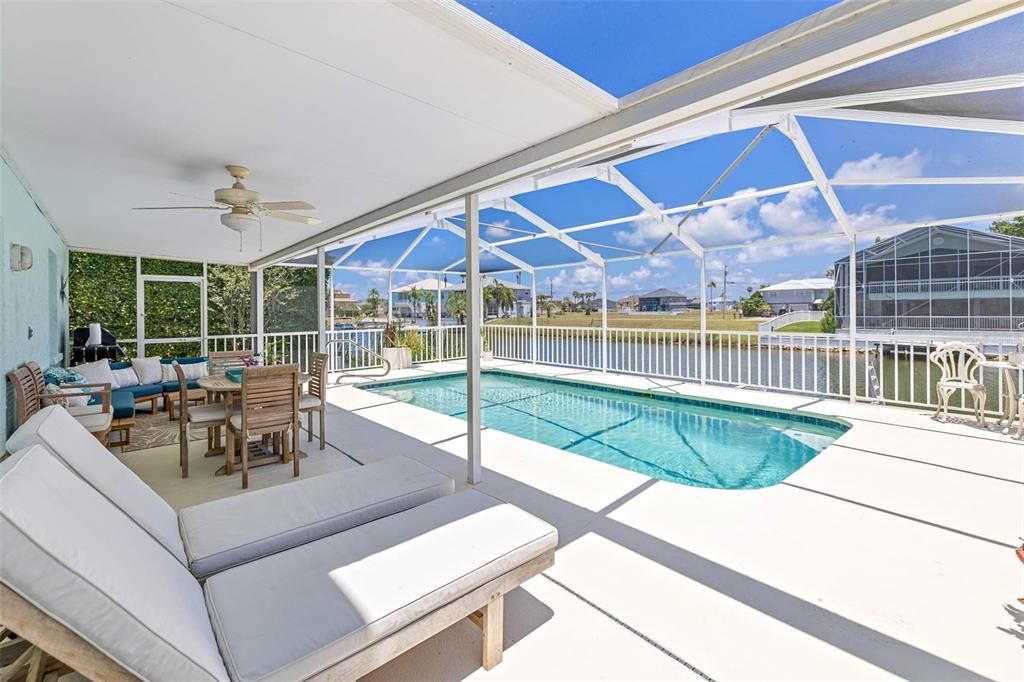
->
1 407 557 680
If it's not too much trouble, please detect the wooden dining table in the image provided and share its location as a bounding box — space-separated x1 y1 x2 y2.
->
198 372 310 475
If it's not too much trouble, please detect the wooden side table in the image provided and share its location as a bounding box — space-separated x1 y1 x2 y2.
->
110 416 134 446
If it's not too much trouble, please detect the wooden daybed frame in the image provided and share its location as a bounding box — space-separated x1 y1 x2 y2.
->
0 550 554 681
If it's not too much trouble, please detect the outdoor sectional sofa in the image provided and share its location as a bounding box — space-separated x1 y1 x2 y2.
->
107 357 207 417
1 406 557 680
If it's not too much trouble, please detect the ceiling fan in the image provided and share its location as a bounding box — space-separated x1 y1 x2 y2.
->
133 165 321 250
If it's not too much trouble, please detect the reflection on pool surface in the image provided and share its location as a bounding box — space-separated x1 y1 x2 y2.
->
365 371 849 489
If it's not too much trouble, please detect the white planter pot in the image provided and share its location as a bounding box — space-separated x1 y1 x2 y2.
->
382 346 413 370
481 350 494 361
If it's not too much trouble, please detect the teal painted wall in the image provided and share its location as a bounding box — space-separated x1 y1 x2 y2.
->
1 158 68 443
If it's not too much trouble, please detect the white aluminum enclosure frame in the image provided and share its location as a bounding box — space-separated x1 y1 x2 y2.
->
250 0 1024 481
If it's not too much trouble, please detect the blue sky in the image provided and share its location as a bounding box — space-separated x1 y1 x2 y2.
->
330 2 1023 303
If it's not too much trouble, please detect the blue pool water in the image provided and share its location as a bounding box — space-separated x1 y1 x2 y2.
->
365 371 848 489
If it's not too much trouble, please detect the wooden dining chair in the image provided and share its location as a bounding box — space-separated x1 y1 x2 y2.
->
299 352 328 450
226 364 300 489
173 363 230 479
208 350 253 375
8 363 113 446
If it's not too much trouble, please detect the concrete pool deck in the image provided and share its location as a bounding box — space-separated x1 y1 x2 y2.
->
120 359 1023 681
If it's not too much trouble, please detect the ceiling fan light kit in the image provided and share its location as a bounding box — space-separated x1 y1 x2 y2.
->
133 165 321 250
220 207 259 232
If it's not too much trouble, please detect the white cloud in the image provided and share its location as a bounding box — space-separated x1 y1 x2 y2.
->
615 189 763 248
647 255 672 268
608 266 652 289
550 265 603 290
734 236 846 264
848 203 899 231
758 187 835 236
347 259 389 282
834 149 924 181
614 217 671 247
485 219 514 240
683 190 761 246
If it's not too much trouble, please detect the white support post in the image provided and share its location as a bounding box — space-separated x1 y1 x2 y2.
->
316 247 327 352
699 253 707 385
531 274 538 364
601 262 608 372
781 115 859 403
386 271 394 322
201 262 209 356
465 194 483 485
436 274 443 361
254 269 265 356
329 262 336 336
135 257 144 357
848 235 858 404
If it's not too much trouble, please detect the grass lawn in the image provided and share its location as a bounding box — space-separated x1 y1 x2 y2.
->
775 320 826 333
488 311 762 332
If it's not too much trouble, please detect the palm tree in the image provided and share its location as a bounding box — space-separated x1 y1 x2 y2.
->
482 284 496 317
494 283 517 317
540 296 557 318
365 288 381 317
583 291 597 315
707 280 718 312
445 292 466 325
408 286 420 320
561 296 572 313
571 290 581 312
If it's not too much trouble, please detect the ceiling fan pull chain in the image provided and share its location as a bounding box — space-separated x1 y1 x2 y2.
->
239 231 243 252
259 215 264 252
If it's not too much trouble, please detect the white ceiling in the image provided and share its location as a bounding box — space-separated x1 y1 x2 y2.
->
1 0 616 264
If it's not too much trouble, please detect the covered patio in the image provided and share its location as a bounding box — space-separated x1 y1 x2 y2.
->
116 357 1022 681
2 1 1023 680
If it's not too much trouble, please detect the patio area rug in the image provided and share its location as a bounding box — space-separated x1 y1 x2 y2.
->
120 411 207 453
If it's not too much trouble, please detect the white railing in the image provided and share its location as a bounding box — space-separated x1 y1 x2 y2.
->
483 324 1021 417
758 310 825 332
206 326 469 375
847 315 1024 331
863 274 1024 296
204 324 1022 417
207 334 257 353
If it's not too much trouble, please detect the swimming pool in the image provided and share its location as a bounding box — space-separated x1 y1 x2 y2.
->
364 371 849 489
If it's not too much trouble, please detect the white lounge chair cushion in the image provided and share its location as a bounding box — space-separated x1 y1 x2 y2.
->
68 410 113 433
204 490 557 682
0 446 229 682
4 405 187 566
179 457 455 579
189 403 232 424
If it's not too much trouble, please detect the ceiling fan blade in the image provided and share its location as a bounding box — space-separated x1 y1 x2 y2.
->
258 201 315 211
170 191 226 204
268 210 321 225
132 206 225 210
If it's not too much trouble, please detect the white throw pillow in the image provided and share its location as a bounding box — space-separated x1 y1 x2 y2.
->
161 362 176 383
181 361 209 381
111 366 139 388
73 359 117 388
132 357 163 385
41 383 91 408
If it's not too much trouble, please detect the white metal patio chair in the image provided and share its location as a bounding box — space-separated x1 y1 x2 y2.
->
928 342 987 425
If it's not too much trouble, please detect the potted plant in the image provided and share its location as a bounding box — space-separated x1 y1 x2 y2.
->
382 321 416 370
